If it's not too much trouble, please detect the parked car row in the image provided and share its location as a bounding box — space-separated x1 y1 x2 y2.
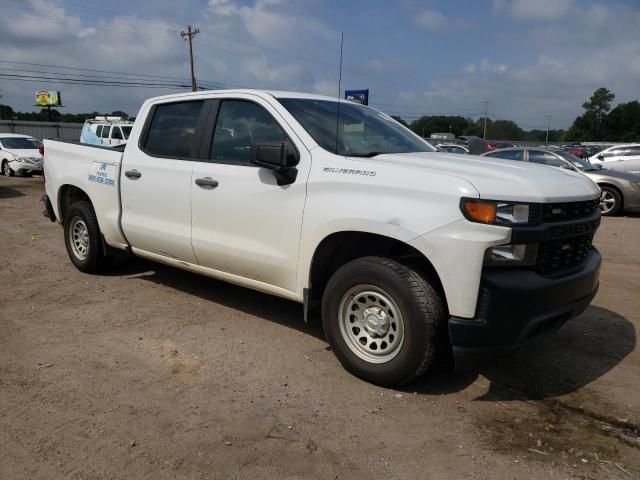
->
482 147 640 216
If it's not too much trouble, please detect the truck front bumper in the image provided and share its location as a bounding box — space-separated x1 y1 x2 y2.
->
449 248 601 361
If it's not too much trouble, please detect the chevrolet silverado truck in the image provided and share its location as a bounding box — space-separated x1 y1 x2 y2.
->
42 90 602 386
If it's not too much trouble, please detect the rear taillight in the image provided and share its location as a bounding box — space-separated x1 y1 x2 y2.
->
39 145 44 155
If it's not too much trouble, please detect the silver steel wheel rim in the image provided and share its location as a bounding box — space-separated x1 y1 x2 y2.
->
69 217 90 260
338 285 405 364
600 190 616 213
3 163 10 176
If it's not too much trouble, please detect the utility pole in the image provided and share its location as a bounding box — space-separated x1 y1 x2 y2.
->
482 97 491 139
545 115 553 144
180 25 200 92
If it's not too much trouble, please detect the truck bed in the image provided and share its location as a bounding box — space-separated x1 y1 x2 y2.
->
43 139 128 249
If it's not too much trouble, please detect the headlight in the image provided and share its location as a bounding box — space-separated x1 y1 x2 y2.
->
630 182 640 191
484 243 538 266
13 156 30 163
461 198 533 225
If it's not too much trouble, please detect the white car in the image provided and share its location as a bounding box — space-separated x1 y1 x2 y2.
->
437 144 469 154
589 144 640 173
0 133 43 177
42 89 602 386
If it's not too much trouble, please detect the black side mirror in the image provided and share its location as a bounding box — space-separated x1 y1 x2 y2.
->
250 141 299 185
597 153 605 160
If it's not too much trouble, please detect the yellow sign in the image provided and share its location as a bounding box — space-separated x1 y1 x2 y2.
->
35 91 62 106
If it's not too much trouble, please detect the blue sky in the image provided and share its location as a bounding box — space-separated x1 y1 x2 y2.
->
1 0 639 129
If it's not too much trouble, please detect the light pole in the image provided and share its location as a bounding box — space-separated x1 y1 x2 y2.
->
545 115 553 144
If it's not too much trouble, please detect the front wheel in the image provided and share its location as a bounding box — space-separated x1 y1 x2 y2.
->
599 186 622 216
322 256 446 387
2 160 14 177
63 201 109 273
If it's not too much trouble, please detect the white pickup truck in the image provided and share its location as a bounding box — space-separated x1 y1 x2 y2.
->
43 90 602 386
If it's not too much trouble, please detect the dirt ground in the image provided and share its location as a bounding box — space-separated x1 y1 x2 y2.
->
1 175 639 480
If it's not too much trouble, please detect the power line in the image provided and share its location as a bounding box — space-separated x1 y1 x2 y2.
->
0 73 191 89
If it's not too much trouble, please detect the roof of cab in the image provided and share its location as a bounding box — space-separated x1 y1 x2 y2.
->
143 89 346 106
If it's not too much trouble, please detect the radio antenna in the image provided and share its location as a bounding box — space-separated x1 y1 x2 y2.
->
335 32 344 154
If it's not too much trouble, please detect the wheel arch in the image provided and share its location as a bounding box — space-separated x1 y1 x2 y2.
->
307 231 447 312
58 184 93 223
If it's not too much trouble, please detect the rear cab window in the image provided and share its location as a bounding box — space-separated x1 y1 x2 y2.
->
142 100 205 158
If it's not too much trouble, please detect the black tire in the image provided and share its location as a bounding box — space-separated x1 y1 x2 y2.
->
2 160 14 177
63 201 109 273
599 185 622 216
322 256 446 387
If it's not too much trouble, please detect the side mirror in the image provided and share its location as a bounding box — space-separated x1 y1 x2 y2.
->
250 141 299 186
597 153 605 160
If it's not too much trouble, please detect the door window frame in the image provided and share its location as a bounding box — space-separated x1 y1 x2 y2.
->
201 98 298 167
138 99 212 161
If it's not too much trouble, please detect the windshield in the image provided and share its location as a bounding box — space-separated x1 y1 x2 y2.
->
556 151 598 171
278 98 435 156
1 137 42 149
121 126 132 139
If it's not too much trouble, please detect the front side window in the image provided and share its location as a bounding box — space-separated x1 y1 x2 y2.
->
485 149 524 161
279 98 434 157
95 125 103 137
101 126 111 139
528 150 565 167
121 126 132 139
144 101 204 158
623 146 640 156
210 100 288 165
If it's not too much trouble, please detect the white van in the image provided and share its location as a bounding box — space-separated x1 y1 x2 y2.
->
81 117 133 147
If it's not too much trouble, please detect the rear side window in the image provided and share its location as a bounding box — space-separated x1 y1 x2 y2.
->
112 127 123 140
528 150 565 167
210 100 288 165
486 149 524 161
144 101 204 158
101 126 111 138
96 125 103 137
121 126 132 139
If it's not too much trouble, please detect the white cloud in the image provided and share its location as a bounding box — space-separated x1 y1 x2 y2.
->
463 59 508 74
415 9 448 31
495 0 575 21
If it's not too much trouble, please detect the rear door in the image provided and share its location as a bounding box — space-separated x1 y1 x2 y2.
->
619 146 640 173
190 95 310 291
120 99 208 263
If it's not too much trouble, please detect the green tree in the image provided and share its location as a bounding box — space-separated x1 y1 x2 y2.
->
0 104 16 120
583 87 615 125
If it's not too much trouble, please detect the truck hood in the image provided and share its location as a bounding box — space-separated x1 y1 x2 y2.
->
368 152 600 203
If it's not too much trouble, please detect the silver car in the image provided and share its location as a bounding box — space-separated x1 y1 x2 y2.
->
482 147 640 216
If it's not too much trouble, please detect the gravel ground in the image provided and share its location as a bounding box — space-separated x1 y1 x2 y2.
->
1 175 639 480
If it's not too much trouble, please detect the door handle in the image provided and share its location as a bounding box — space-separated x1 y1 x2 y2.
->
195 177 219 189
125 169 141 179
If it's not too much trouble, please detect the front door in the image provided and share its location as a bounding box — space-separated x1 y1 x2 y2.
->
190 97 309 291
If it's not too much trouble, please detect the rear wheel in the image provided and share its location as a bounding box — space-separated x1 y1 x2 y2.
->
63 201 109 273
322 256 446 387
2 160 14 177
599 186 621 216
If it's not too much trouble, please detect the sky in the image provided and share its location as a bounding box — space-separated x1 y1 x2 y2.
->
0 0 639 130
